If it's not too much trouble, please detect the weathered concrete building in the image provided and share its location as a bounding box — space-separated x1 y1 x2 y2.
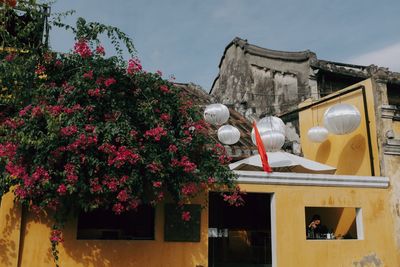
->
210 37 400 120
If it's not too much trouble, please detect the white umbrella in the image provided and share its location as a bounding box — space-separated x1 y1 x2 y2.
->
229 152 336 174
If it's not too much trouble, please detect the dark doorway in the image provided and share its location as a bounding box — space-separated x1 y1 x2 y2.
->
208 192 272 267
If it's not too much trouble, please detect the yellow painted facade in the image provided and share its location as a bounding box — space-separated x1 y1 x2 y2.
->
298 78 399 265
1 180 398 266
241 183 397 267
299 79 380 177
0 194 209 267
0 78 398 266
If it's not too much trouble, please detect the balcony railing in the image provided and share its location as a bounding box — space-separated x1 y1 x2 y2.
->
0 1 50 49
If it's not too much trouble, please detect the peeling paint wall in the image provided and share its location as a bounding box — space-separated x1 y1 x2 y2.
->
372 79 400 262
211 45 312 120
353 253 382 267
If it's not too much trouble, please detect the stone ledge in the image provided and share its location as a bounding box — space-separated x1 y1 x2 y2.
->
234 170 389 188
381 105 400 120
384 139 400 155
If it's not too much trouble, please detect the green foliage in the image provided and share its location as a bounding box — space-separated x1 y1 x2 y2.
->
52 14 136 59
0 1 49 49
0 7 241 265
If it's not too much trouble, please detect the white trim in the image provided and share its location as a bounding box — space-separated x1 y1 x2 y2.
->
356 208 364 240
235 171 389 188
270 194 277 267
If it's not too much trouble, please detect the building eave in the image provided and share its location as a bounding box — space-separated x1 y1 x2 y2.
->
235 170 389 188
210 37 316 94
312 60 400 84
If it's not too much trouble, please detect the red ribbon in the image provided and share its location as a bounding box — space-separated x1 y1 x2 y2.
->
253 121 272 173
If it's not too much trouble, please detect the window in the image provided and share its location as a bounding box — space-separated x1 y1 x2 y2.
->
387 83 400 106
77 205 155 240
305 207 362 240
164 204 201 242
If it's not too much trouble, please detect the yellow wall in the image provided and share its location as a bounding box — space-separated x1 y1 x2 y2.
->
240 183 398 267
0 192 208 267
299 79 380 176
0 192 22 267
1 181 398 267
296 78 400 264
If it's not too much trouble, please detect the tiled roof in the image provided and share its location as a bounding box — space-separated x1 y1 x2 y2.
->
175 82 257 159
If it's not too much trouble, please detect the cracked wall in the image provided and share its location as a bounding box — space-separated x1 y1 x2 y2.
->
211 45 312 120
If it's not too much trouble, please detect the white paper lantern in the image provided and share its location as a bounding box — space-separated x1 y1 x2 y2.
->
259 130 285 152
258 116 286 134
307 126 329 143
323 104 361 135
203 104 230 125
217 125 241 145
251 116 286 145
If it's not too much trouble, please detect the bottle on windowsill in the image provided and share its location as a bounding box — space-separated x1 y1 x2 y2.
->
328 229 334 239
308 227 314 239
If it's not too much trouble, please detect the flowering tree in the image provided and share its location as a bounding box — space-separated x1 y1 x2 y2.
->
0 13 241 265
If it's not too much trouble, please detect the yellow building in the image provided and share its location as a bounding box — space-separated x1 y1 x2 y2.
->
1 79 398 267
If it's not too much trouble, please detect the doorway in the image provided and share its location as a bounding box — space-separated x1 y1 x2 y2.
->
208 192 273 267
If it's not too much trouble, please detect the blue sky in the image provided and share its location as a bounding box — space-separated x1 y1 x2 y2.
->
49 0 400 91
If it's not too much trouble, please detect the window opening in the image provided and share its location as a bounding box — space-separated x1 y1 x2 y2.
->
77 205 155 240
305 207 361 240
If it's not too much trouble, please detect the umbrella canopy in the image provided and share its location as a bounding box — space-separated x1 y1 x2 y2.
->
229 152 336 174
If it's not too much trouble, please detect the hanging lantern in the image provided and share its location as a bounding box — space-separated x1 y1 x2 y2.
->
251 116 286 145
217 125 241 145
258 116 286 134
323 104 361 135
307 126 329 143
203 104 230 125
259 130 285 152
